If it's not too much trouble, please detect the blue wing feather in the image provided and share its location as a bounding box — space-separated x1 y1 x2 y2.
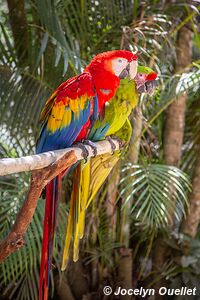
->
88 123 110 142
36 101 92 153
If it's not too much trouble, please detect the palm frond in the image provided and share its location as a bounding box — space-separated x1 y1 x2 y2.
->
141 65 200 142
119 164 191 228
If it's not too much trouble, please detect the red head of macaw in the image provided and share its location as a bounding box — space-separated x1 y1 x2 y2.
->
85 50 138 104
75 50 138 139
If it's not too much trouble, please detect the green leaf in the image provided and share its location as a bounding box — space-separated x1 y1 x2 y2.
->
119 164 191 228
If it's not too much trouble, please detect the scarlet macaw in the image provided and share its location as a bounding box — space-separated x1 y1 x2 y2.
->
62 66 157 269
36 50 138 300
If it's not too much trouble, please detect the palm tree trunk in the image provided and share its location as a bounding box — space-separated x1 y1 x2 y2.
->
7 0 29 66
164 24 192 166
120 107 143 246
106 167 120 239
153 24 192 296
181 147 200 237
128 107 143 164
117 107 142 299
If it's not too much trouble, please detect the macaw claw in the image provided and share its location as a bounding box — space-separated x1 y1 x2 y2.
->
105 136 123 154
73 142 89 162
82 140 98 157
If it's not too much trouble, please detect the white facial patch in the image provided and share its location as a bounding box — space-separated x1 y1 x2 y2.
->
112 58 129 76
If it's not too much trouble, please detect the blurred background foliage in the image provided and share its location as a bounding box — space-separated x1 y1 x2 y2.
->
0 0 200 299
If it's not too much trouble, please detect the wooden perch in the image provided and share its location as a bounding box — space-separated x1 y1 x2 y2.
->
0 139 120 176
0 139 120 261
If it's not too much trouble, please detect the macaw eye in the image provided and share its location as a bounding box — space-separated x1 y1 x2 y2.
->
139 73 143 77
118 59 123 63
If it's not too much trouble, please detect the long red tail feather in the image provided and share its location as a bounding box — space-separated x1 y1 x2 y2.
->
39 176 60 300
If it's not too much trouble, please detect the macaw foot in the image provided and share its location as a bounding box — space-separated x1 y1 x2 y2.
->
73 142 89 162
82 140 98 157
105 136 123 154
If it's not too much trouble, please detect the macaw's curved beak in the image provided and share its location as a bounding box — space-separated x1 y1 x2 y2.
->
136 72 158 95
119 60 138 80
137 79 158 95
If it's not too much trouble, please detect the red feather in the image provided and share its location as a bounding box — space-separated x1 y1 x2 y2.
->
39 181 53 300
146 71 157 81
39 175 61 300
55 73 95 101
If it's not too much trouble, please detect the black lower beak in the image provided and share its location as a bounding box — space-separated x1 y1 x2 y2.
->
137 84 147 94
137 80 157 95
126 63 130 72
119 63 130 79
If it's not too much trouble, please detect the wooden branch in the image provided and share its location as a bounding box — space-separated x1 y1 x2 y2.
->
0 139 120 176
0 151 77 261
0 139 120 261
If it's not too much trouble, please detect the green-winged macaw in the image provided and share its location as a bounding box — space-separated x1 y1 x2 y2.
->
62 66 157 270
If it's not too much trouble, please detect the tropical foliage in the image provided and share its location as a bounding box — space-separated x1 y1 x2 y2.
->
0 0 200 299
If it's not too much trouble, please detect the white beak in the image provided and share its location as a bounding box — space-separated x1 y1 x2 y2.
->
129 60 138 80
